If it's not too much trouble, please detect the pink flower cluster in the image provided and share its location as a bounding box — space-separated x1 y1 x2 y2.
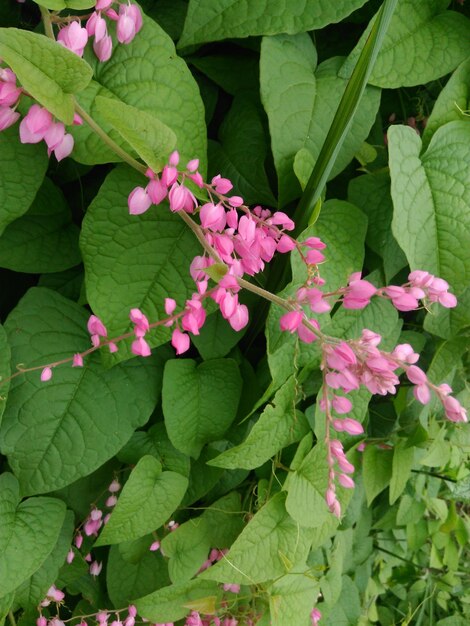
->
0 67 21 131
127 150 311 354
57 1 142 63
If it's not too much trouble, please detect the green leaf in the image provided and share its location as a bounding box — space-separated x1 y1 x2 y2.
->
0 325 11 425
0 126 48 236
71 14 206 170
268 567 319 626
94 97 177 173
389 122 470 295
0 288 163 495
80 166 200 364
362 446 393 505
285 443 352 528
341 1 470 88
200 493 311 584
135 579 222 623
107 539 170 607
348 171 407 281
161 492 244 583
162 359 242 458
422 57 470 151
191 311 242 360
0 473 66 597
389 441 415 505
0 178 81 273
190 52 259 97
34 1 95 8
96 455 188 546
117 423 190 477
260 36 380 206
13 511 74 611
424 285 470 340
208 96 276 206
0 28 92 123
178 0 368 47
209 377 309 470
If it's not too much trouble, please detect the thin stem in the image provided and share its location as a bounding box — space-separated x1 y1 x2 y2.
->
8 611 17 626
39 6 55 40
73 101 147 175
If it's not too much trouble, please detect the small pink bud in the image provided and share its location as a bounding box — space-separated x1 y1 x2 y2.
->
276 234 296 253
332 395 352 414
93 35 113 62
41 367 53 382
168 150 179 166
279 310 303 333
89 560 103 576
66 548 75 564
106 495 117 507
108 478 121 493
74 533 83 548
406 365 428 385
211 174 233 194
37 618 47 626
413 384 431 405
228 195 243 208
186 158 199 172
165 298 176 315
73 353 84 367
0 106 20 131
338 474 355 489
228 304 249 331
149 540 160 551
131 337 151 357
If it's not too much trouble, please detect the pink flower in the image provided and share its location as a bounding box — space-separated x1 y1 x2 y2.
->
72 353 84 367
279 310 303 333
343 274 376 309
149 540 160 551
0 80 21 107
57 21 89 57
406 365 427 386
228 304 249 331
108 479 121 492
74 533 83 548
338 474 355 489
40 366 53 382
222 583 240 593
67 548 75 564
332 395 352 414
96 0 113 9
19 104 53 143
165 298 177 316
147 178 167 205
130 308 149 337
311 607 322 626
442 396 467 423
128 186 151 215
116 3 142 43
211 174 233 194
171 328 190 354
106 494 117 507
94 35 113 62
89 560 103 576
332 418 364 435
37 618 47 626
0 106 20 131
413 384 431 404
276 234 296 253
270 211 295 231
199 202 226 231
46 585 65 602
131 337 151 357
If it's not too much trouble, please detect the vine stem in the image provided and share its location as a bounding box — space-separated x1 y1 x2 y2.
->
73 101 147 175
39 6 55 40
8 611 17 626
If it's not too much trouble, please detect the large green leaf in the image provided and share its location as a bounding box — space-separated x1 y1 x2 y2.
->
0 325 11 425
348 171 408 281
13 511 74 611
422 57 470 151
0 28 92 123
34 1 95 9
208 96 276 206
107 538 170 607
363 446 393 505
0 473 66 597
135 579 222 623
268 567 319 626
161 492 244 582
260 35 380 206
389 122 470 295
424 285 470 340
0 126 48 236
162 358 242 458
209 377 309 470
94 97 177 173
0 178 81 273
0 288 162 495
191 311 241 360
71 14 206 170
200 492 311 584
96 455 188 546
178 0 368 47
80 166 200 364
341 0 470 88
